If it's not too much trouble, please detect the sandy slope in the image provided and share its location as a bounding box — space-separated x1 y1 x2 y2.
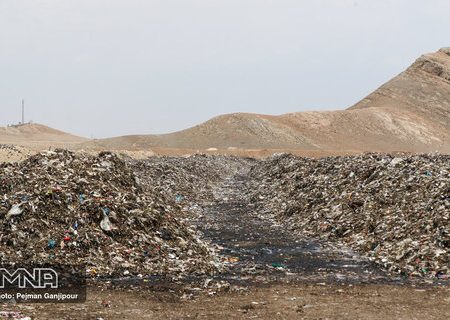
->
80 48 450 154
1 48 449 156
0 123 87 148
0 124 87 162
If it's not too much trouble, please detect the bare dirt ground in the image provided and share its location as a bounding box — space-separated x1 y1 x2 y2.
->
1 284 449 319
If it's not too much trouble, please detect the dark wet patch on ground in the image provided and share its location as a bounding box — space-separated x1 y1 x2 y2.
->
194 173 407 286
98 170 448 292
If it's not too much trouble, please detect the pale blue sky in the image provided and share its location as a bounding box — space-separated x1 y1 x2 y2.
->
1 0 449 138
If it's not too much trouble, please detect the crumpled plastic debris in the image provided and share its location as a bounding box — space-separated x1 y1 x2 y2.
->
5 203 23 219
245 153 449 278
100 211 114 232
0 150 220 278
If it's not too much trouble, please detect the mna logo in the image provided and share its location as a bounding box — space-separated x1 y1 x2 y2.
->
0 268 58 289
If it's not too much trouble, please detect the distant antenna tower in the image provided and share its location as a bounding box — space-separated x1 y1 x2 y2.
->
21 99 25 124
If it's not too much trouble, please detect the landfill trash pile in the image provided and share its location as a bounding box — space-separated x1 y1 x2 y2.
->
246 153 449 279
0 150 219 278
130 155 252 205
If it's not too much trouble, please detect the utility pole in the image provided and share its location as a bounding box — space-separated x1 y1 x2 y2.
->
22 99 25 124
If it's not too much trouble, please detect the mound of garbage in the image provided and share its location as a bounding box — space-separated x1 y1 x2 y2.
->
0 150 219 278
246 153 449 278
130 155 252 205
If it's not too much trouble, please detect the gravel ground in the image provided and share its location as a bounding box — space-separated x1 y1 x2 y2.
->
1 284 449 319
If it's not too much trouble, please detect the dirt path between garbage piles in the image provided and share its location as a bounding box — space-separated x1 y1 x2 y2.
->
193 171 403 285
1 163 449 319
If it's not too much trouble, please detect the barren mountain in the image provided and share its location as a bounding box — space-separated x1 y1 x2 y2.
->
0 123 87 149
82 48 450 154
3 48 449 156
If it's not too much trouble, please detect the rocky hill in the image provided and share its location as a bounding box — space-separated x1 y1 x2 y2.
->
2 48 449 156
82 48 450 154
0 123 87 149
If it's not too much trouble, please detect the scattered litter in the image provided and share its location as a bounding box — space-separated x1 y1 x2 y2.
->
0 150 220 278
246 153 449 278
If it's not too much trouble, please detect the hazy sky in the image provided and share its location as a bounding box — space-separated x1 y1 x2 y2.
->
1 0 449 138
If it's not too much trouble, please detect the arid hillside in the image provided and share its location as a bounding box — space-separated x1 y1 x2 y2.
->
0 123 87 149
82 48 450 154
2 48 449 156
